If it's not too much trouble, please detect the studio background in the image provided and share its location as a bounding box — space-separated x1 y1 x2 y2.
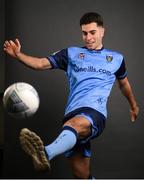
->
0 0 144 178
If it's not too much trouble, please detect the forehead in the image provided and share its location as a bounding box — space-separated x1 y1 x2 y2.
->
81 22 101 31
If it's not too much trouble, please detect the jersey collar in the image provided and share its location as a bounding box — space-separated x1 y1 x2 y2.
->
82 46 104 53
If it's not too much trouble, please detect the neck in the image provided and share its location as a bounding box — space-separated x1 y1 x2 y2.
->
95 44 103 50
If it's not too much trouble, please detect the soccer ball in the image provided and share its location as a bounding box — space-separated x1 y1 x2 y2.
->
3 82 40 119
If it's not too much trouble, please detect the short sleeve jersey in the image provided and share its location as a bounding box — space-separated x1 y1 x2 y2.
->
48 47 127 118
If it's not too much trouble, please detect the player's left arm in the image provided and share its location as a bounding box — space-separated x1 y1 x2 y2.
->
117 77 139 122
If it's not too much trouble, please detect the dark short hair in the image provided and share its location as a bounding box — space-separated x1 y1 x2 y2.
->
80 12 104 27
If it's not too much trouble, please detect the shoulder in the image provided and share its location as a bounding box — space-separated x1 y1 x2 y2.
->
49 46 83 59
103 48 124 58
67 46 84 52
103 48 124 64
66 47 86 58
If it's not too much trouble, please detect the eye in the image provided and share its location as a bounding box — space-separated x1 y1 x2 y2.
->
82 31 87 36
90 31 96 35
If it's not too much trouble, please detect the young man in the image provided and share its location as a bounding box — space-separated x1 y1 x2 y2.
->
4 12 139 179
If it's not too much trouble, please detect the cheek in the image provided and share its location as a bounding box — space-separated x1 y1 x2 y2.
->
96 33 103 40
82 36 86 41
94 35 100 41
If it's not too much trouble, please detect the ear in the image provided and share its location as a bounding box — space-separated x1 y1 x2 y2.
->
101 27 105 37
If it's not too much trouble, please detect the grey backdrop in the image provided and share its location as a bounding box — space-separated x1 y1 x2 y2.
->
0 0 5 173
1 0 144 179
0 0 5 93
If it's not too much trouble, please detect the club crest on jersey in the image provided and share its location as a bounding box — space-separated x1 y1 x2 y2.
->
106 55 113 62
78 53 85 59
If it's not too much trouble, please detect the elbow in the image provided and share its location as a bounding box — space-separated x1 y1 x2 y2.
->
34 60 51 70
33 58 47 70
34 64 43 70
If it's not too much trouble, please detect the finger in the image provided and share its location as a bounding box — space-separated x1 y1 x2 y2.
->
3 48 9 53
131 116 135 122
4 42 9 47
4 43 7 47
130 112 134 121
15 38 21 47
9 40 16 46
130 110 136 122
4 40 11 46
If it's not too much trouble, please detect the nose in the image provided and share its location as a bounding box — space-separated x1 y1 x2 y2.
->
86 33 92 41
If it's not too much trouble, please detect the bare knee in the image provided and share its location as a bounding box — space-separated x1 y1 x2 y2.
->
63 116 91 139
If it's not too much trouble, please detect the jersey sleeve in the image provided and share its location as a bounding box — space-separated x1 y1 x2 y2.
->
47 48 68 71
115 59 127 79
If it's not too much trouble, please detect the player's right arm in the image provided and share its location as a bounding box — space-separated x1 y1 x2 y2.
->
4 38 52 70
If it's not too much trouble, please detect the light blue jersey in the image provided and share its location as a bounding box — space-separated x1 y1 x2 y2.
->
48 47 127 117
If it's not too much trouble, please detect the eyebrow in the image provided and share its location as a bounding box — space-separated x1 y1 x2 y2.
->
82 30 97 34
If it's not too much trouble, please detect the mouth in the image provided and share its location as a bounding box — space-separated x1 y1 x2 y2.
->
86 42 95 49
86 42 94 46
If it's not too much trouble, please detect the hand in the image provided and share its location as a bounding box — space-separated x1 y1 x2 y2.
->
4 38 21 58
130 105 139 122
